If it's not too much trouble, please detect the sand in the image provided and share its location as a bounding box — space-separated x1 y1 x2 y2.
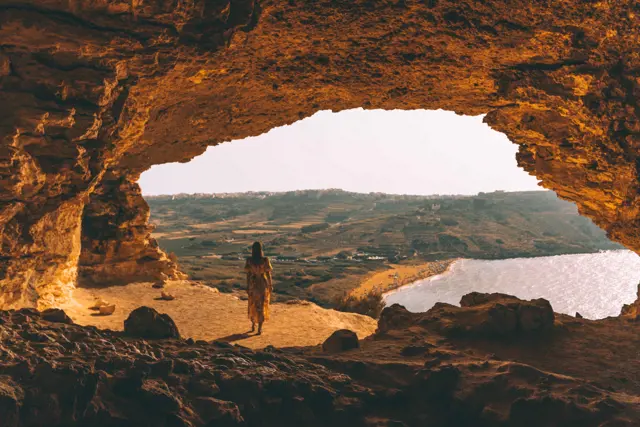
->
350 260 455 298
60 280 377 349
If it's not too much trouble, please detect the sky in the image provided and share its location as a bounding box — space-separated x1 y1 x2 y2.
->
139 109 541 196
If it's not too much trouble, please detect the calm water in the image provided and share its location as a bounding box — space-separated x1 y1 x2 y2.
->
384 250 640 319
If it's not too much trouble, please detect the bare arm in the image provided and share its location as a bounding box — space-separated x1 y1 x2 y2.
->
264 257 274 292
244 260 251 292
266 272 273 292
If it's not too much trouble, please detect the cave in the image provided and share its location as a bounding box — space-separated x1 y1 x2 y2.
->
3 2 640 425
1 0 640 311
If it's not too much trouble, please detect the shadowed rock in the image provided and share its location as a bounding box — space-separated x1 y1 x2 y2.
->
621 283 640 320
2 0 640 309
322 329 359 353
377 293 554 338
432 294 554 337
377 304 415 334
124 307 180 339
460 292 521 307
0 298 636 426
40 308 73 324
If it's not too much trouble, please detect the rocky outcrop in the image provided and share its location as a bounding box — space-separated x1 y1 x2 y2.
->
2 1 640 306
380 292 555 338
78 178 185 286
620 283 640 320
123 306 181 339
1 301 639 426
377 303 416 334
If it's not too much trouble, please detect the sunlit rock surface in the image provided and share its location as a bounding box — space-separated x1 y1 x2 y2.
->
1 0 640 305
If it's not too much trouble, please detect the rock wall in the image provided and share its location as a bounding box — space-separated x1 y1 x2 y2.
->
1 0 639 307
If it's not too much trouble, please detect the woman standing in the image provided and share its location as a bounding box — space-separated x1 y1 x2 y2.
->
244 241 273 335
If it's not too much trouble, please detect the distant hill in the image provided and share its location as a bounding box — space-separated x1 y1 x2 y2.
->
147 190 622 305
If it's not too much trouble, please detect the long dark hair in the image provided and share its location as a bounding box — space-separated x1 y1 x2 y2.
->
250 241 264 264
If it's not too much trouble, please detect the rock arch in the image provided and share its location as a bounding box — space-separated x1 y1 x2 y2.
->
1 0 639 308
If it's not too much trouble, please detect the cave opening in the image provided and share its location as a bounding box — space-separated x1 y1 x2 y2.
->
3 1 640 422
136 109 638 320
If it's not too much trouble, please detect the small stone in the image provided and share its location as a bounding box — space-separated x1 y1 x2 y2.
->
99 304 116 316
160 291 175 301
90 298 109 310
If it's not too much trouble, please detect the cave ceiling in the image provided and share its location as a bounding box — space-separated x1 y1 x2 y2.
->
0 0 639 307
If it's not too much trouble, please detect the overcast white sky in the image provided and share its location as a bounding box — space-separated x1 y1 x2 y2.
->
139 109 541 196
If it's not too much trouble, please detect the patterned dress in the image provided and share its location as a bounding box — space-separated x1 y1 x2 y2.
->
244 257 273 324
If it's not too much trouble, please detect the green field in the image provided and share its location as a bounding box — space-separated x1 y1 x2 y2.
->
147 189 622 306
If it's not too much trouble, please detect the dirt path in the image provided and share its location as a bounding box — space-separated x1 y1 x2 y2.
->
60 281 377 349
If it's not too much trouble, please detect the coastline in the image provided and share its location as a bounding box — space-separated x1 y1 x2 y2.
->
382 258 460 298
355 250 631 302
350 259 458 298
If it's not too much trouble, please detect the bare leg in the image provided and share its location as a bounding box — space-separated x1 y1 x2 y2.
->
257 322 263 335
251 322 256 332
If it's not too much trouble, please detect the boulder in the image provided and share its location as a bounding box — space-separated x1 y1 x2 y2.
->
620 283 640 320
460 292 520 307
40 308 73 324
518 299 554 332
428 293 554 338
322 329 359 353
124 307 181 339
377 304 414 334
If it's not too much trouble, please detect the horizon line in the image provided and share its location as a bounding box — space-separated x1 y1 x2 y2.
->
143 188 551 198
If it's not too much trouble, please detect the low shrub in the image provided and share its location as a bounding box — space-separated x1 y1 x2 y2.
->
334 290 386 319
301 223 330 233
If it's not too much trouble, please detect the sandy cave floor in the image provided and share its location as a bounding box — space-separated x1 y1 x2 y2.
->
59 280 377 349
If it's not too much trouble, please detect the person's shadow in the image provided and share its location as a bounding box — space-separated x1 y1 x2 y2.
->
215 330 255 342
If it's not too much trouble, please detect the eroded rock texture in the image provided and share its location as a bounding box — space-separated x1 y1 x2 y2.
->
1 0 639 306
2 296 640 426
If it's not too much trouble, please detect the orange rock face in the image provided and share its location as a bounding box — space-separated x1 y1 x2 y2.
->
1 0 639 307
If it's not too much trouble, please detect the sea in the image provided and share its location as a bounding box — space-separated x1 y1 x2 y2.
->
384 250 640 320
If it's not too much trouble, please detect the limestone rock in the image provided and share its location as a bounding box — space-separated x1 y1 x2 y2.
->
90 298 109 310
429 293 555 337
377 304 414 334
620 283 640 320
460 292 520 307
99 304 116 316
192 397 244 426
160 291 176 301
124 307 180 339
0 300 635 426
1 0 640 308
40 308 73 324
322 329 359 353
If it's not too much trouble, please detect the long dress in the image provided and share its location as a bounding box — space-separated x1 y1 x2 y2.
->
244 257 273 324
